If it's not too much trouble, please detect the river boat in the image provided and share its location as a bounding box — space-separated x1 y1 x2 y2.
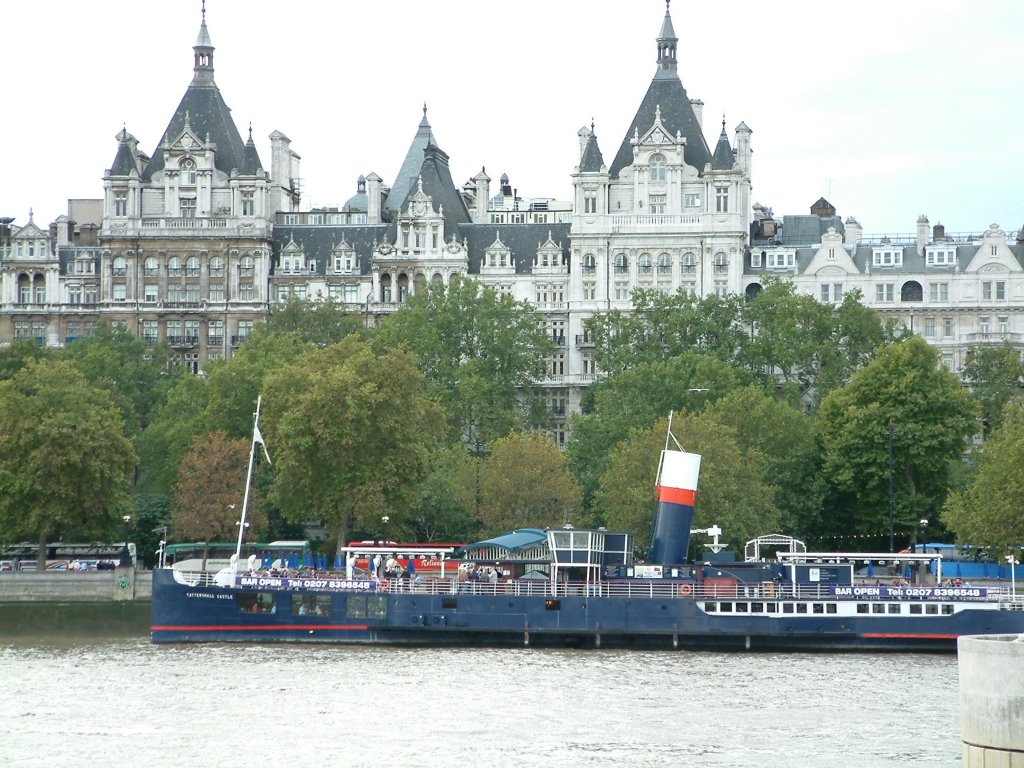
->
151 410 1024 651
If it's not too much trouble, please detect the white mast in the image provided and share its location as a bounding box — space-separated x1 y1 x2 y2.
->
233 396 264 568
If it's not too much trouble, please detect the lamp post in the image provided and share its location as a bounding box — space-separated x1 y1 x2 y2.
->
120 515 133 567
1006 556 1019 600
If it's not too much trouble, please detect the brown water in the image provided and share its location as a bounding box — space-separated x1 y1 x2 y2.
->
0 636 958 767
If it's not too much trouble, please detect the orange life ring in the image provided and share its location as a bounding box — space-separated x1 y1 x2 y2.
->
678 583 693 597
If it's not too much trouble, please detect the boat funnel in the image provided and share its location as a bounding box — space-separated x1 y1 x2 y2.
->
648 449 701 565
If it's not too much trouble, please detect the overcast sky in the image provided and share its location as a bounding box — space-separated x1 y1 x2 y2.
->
4 0 1022 236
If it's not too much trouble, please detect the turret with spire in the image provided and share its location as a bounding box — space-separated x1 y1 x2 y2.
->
192 0 215 86
655 0 678 79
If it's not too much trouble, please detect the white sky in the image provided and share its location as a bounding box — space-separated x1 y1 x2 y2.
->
4 0 1023 236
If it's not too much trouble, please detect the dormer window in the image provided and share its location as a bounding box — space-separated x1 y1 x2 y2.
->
926 248 954 266
872 248 903 267
649 154 666 182
766 251 794 269
180 159 197 186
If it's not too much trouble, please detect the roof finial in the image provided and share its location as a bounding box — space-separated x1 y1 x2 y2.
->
721 114 727 134
248 122 253 141
202 0 206 23
423 101 428 118
28 208 34 223
591 117 595 133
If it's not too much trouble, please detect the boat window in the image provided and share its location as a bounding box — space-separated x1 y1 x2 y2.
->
291 594 331 617
812 603 824 614
766 602 777 612
751 602 764 613
736 602 749 613
782 603 794 614
704 602 718 612
909 603 923 614
887 604 901 614
872 604 885 614
941 604 954 615
238 592 276 614
442 598 458 609
925 604 938 615
346 594 389 619
826 604 837 614
857 604 869 614
796 603 808 614
720 602 733 613
545 599 561 611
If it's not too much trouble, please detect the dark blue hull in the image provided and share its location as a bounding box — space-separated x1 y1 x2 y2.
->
150 570 1024 652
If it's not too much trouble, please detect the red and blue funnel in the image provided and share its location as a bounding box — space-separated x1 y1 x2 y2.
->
648 449 701 565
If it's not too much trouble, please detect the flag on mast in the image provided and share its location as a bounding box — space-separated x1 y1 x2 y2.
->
253 423 272 464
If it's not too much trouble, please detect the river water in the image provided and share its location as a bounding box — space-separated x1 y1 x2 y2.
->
0 638 959 767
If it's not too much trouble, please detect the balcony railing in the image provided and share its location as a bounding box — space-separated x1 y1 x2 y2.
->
207 336 224 347
575 334 595 347
231 335 250 346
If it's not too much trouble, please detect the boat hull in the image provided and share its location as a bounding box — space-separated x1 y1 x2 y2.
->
150 570 1024 652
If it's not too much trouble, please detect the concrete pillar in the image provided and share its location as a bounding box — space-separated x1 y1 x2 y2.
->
958 634 1024 766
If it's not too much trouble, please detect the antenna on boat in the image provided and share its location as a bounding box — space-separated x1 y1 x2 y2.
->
664 410 684 452
233 396 264 569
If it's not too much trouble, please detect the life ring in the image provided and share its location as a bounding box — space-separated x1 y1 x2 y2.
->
678 583 693 597
378 579 389 591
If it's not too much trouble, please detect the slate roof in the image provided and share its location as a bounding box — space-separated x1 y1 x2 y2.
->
271 225 388 276
384 106 436 214
579 130 605 172
239 131 264 175
458 222 572 274
402 143 472 233
109 130 139 176
711 122 734 171
609 6 711 177
141 20 254 182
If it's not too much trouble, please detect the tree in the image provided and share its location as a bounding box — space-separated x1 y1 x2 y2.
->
0 359 135 568
595 415 779 556
171 431 264 570
0 338 51 381
818 336 978 544
62 322 182 436
372 275 553 446
408 448 479 543
260 296 365 347
587 289 748 374
961 342 1024 436
477 432 582 537
261 336 446 554
135 373 210 495
942 403 1024 555
707 387 824 538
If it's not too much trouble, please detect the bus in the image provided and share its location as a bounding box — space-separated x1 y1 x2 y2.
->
163 541 310 572
0 542 137 571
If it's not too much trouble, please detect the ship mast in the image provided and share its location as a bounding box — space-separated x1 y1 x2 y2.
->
233 396 265 568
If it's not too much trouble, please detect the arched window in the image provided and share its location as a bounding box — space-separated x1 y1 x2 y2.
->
180 158 197 186
658 253 672 274
714 253 728 273
613 254 628 275
745 283 763 301
414 273 427 295
638 253 653 275
681 253 696 274
397 273 410 303
167 256 182 277
431 272 444 284
209 256 224 277
185 256 200 277
901 281 923 302
239 255 255 277
144 256 159 276
649 154 667 182
112 256 127 276
582 254 596 275
380 273 393 303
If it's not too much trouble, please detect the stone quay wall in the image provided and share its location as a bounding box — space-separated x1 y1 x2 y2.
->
959 633 1024 767
0 568 152 602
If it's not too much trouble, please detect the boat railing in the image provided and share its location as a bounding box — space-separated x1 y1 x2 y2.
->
168 569 1023 605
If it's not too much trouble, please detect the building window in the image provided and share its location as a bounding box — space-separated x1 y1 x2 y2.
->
185 284 200 303
926 248 954 266
208 319 224 346
112 283 126 301
185 257 200 277
114 191 128 217
84 286 98 305
924 317 935 337
638 254 653 274
714 253 728 274
180 197 196 218
715 186 729 213
180 159 197 186
239 283 255 301
682 253 696 273
241 190 255 216
209 256 225 277
649 154 666 182
767 251 794 270
979 316 990 334
657 253 672 274
613 254 628 275
144 257 159 276
68 285 81 304
943 317 954 337
208 285 225 302
820 284 831 303
167 285 182 303
237 320 254 343
34 286 46 304
614 283 629 301
873 249 902 267
167 257 182 277
112 256 127 276
996 281 1006 300
240 256 255 278
582 254 596 275
144 284 158 302
649 194 666 214
685 193 701 208
998 315 1009 334
929 282 949 302
583 282 596 300
942 353 954 371
584 191 597 214
874 283 895 302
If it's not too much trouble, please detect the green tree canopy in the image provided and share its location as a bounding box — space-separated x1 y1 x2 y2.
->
407 447 479 544
372 275 552 446
961 342 1024 436
260 296 365 347
477 432 582 537
942 403 1024 556
261 336 446 553
0 359 136 566
0 338 51 381
818 335 978 542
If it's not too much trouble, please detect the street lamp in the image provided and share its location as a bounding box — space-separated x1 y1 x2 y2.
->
120 515 133 567
1006 555 1019 600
